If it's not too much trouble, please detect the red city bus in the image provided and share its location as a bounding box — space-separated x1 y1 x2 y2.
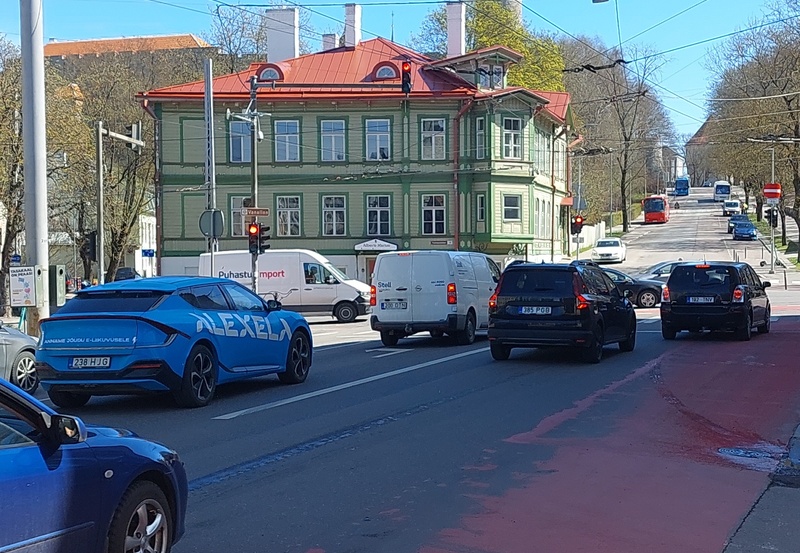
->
642 194 670 223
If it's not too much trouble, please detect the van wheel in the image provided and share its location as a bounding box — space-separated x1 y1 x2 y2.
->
380 331 399 347
490 342 511 361
174 344 216 408
334 301 358 323
456 312 476 345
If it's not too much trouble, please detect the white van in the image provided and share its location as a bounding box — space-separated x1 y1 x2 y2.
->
199 249 371 322
722 199 741 216
370 250 501 346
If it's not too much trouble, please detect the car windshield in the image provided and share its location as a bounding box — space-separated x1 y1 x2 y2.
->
669 266 735 292
499 270 573 295
57 291 167 313
596 240 620 248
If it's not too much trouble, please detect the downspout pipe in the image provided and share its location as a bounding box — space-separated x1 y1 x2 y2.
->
550 125 569 262
453 99 474 251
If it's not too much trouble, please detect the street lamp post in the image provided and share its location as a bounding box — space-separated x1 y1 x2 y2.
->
768 147 775 274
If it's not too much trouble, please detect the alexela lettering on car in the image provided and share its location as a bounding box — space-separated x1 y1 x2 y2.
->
190 311 292 341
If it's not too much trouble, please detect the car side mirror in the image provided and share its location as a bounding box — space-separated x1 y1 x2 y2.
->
325 276 338 285
49 414 87 445
266 299 282 311
763 281 771 288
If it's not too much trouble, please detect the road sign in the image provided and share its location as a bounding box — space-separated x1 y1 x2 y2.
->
10 254 21 266
764 182 781 199
243 207 270 217
142 249 155 258
766 197 780 206
572 236 585 244
199 209 224 238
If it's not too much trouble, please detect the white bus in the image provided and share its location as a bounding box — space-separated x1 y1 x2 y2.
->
713 181 731 202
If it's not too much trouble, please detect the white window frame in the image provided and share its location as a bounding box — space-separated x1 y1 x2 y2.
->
230 195 249 237
503 118 522 160
421 118 446 160
479 65 491 88
322 195 347 236
277 195 301 237
376 66 396 79
366 119 391 161
321 120 345 162
422 194 446 235
476 118 485 160
274 120 300 162
476 193 486 222
503 195 521 221
229 121 251 163
367 195 391 236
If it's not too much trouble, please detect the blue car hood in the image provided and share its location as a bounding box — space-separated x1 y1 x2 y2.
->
87 425 138 439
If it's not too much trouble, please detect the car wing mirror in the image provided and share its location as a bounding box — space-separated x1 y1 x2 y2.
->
47 414 87 445
266 299 282 311
763 281 771 288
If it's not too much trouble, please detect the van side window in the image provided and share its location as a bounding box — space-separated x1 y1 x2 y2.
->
304 263 335 285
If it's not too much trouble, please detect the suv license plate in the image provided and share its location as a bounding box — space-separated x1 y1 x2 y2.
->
381 302 407 310
687 297 715 304
520 306 551 315
70 356 111 369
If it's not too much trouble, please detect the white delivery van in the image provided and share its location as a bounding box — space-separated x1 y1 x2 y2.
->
199 249 371 322
370 250 501 347
722 199 741 216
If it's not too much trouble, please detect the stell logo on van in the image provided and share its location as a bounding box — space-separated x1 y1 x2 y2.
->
376 280 392 290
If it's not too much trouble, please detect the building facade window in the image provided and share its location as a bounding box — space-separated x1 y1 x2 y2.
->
534 127 548 173
476 193 486 222
229 121 251 163
367 195 391 236
422 194 446 235
320 120 345 162
376 66 396 79
503 195 521 221
545 200 551 237
322 195 346 236
275 120 300 162
366 119 391 161
277 195 301 237
421 118 446 160
231 196 248 237
503 118 522 159
476 118 485 160
535 198 541 237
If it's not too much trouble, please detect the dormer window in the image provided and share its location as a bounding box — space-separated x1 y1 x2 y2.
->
258 66 282 81
372 63 399 81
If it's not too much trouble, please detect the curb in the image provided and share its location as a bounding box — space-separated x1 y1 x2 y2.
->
771 424 800 487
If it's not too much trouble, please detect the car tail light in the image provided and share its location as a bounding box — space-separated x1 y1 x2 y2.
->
488 291 498 313
447 283 457 304
370 285 376 306
732 285 744 303
576 294 590 311
661 285 671 303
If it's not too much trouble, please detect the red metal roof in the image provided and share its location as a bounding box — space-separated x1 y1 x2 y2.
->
44 34 211 57
532 91 571 123
141 38 476 102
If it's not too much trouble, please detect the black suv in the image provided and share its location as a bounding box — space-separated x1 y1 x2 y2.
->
660 261 771 341
488 261 637 363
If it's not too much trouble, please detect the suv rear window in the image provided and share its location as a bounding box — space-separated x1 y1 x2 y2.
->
499 269 573 295
669 266 736 292
57 291 167 314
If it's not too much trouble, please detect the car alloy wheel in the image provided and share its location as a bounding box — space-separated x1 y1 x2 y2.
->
637 290 658 308
456 312 476 345
11 351 38 394
582 326 604 364
108 481 172 553
279 331 311 384
175 344 216 408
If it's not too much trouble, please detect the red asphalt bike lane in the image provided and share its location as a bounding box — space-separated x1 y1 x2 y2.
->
420 317 800 553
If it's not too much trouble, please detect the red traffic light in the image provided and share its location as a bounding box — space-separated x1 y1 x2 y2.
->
402 61 411 73
247 223 259 235
575 216 583 224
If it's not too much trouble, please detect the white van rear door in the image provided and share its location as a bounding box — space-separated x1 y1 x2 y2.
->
374 253 413 323
411 252 451 322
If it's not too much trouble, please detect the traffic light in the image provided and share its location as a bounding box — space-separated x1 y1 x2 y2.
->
767 208 779 228
570 215 585 235
401 60 412 94
247 223 260 255
125 121 142 152
259 225 271 253
85 230 98 262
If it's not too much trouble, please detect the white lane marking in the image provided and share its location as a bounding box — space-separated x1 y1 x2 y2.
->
311 331 337 337
356 330 376 335
213 347 489 420
365 347 410 359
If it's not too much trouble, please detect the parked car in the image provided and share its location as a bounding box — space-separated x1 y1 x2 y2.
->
660 261 770 341
113 267 142 281
487 260 636 363
0 322 39 394
732 221 758 241
727 213 749 233
0 378 187 552
601 267 664 308
370 250 501 346
632 259 702 284
36 277 313 408
590 237 627 263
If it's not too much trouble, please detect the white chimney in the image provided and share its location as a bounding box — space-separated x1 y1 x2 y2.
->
344 4 362 48
322 33 340 51
264 7 299 63
446 2 466 58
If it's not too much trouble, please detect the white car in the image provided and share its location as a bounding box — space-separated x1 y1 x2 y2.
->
591 238 627 263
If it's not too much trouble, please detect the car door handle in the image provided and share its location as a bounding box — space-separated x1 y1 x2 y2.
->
304 288 312 291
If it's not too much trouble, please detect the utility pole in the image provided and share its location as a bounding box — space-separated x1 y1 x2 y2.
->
20 0 51 329
204 59 218 277
769 147 775 274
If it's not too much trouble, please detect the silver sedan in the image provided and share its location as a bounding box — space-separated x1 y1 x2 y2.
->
0 322 39 394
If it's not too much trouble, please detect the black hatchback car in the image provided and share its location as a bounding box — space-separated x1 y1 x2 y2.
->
660 261 771 341
488 261 637 363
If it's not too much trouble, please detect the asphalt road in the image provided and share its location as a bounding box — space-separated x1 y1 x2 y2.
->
58 186 800 553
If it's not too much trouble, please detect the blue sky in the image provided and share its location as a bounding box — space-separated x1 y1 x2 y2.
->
1 0 775 137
